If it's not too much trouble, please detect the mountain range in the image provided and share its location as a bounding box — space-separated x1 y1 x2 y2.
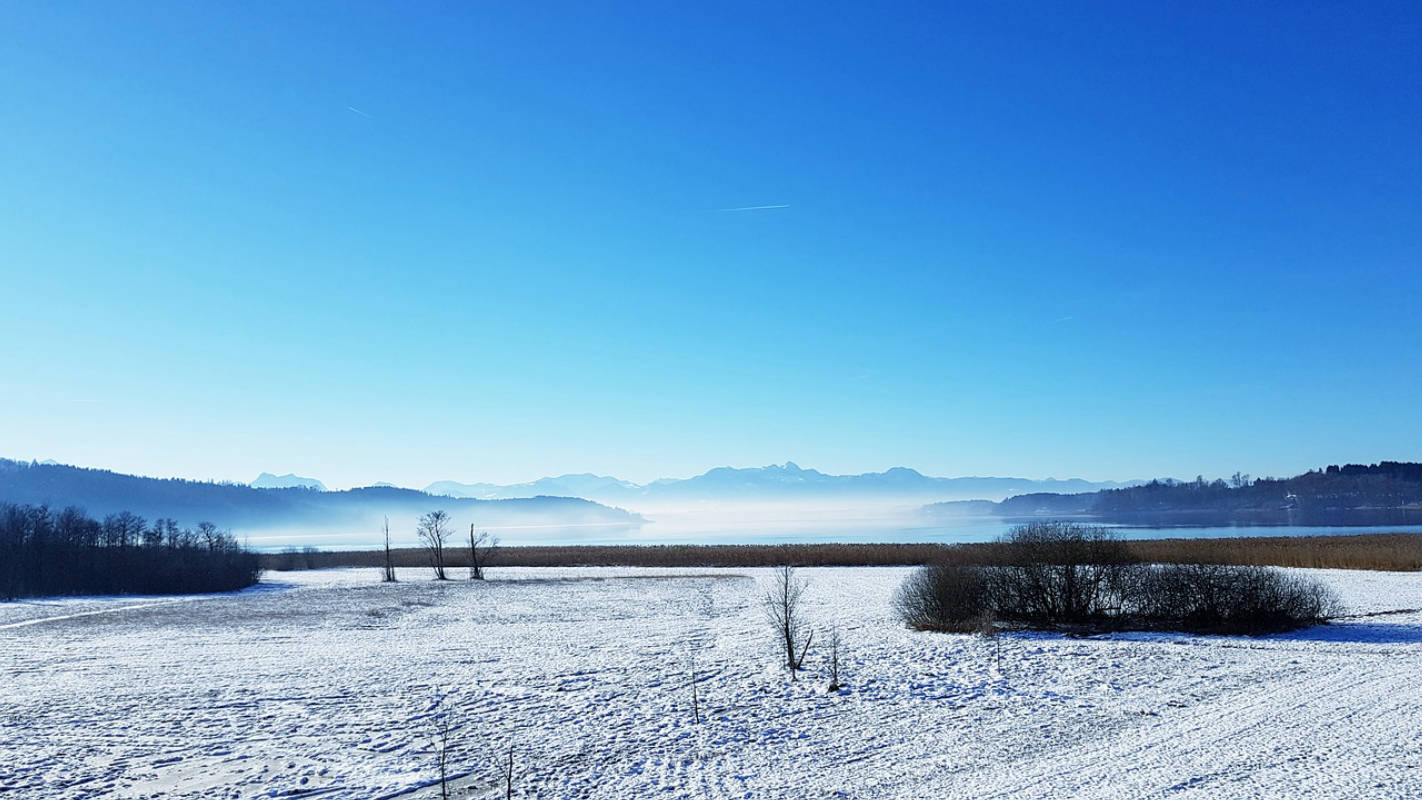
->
251 472 327 491
423 462 1137 506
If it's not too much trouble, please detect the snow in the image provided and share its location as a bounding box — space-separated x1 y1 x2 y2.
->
2 566 1420 799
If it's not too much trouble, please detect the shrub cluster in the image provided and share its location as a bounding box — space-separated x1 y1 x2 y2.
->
895 522 1342 635
0 504 262 599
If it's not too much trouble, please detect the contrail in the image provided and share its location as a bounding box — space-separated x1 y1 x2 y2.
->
346 106 373 119
717 204 789 212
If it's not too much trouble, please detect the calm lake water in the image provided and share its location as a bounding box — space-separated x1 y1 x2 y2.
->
245 514 1422 552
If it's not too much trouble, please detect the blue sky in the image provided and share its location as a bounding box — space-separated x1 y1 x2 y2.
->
2 2 1418 489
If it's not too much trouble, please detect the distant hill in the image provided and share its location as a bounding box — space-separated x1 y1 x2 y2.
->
923 461 1422 527
251 472 327 491
0 459 642 536
428 462 1135 505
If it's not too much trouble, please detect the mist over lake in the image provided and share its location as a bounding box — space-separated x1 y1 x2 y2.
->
240 510 1422 552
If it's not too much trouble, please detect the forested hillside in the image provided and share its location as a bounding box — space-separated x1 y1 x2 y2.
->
932 462 1422 526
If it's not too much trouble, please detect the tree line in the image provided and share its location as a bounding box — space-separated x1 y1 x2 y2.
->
0 504 262 600
1093 465 1422 514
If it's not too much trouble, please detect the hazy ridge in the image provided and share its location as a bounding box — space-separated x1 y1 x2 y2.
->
424 462 1137 506
0 458 642 536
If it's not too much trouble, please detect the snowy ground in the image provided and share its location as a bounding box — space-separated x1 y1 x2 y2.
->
3 566 1420 799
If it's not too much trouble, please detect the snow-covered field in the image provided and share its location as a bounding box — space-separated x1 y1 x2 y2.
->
3 566 1420 799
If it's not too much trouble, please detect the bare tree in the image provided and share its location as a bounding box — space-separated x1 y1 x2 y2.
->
468 524 498 580
764 566 813 678
382 516 397 582
825 627 843 692
196 521 221 551
417 510 452 580
102 510 145 550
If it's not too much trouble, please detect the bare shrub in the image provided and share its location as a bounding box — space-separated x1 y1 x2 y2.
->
687 646 702 724
826 627 844 692
986 522 1136 624
1132 563 1343 634
893 564 989 632
431 710 454 800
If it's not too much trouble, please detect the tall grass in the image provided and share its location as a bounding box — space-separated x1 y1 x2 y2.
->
1123 533 1422 571
263 533 1422 572
265 542 958 571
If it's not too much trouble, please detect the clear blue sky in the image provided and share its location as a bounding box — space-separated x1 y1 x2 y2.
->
2 2 1418 489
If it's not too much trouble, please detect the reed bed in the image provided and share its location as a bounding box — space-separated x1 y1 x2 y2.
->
263 533 1422 572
